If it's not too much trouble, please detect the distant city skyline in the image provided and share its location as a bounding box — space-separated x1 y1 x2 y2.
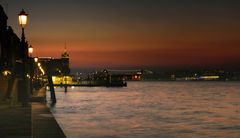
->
1 0 240 69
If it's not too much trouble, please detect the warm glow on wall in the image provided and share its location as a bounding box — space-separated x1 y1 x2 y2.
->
2 70 11 76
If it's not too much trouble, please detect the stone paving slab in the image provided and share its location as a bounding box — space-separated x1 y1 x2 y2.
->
0 103 66 138
32 102 66 138
0 104 31 138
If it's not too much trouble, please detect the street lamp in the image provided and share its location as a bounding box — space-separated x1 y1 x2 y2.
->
18 9 29 106
28 44 34 95
28 45 33 57
18 9 28 42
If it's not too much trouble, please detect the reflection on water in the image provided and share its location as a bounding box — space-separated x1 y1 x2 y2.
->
47 82 240 138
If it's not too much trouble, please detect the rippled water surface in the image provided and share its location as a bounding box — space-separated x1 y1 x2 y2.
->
47 81 240 138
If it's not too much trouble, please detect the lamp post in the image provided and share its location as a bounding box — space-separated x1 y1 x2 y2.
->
28 45 34 94
18 9 29 106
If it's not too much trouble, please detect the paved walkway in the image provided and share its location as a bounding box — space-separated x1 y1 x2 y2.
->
30 87 47 103
0 88 66 138
0 104 31 138
32 102 66 138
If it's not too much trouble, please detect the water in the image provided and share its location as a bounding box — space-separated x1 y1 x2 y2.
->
47 81 240 138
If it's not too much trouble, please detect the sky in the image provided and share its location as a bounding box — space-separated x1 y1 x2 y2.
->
1 0 240 69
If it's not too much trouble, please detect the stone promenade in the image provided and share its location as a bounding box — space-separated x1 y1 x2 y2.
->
0 88 66 138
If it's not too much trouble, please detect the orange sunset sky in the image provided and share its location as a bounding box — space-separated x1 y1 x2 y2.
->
2 0 240 69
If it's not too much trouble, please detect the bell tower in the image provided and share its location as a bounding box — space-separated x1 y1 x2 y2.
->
61 45 69 59
61 44 70 75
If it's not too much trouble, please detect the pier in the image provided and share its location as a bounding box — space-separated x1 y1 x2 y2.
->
52 81 127 87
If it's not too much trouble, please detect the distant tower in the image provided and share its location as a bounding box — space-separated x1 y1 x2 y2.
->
61 44 69 58
61 43 70 75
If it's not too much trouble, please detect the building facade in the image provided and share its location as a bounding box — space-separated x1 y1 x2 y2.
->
0 5 28 102
0 5 22 74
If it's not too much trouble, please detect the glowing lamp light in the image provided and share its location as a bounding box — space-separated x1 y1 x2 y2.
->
34 57 38 62
38 63 41 67
18 9 28 28
28 45 33 55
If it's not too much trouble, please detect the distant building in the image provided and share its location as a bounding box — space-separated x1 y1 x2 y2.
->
103 69 142 81
38 47 71 84
89 69 153 82
38 47 70 76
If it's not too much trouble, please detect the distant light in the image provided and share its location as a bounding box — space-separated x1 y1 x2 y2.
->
199 76 220 79
38 63 41 66
46 86 49 91
136 72 142 75
34 57 38 62
52 76 56 82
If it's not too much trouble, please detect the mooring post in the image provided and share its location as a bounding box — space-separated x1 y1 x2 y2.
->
64 84 67 93
47 76 56 103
